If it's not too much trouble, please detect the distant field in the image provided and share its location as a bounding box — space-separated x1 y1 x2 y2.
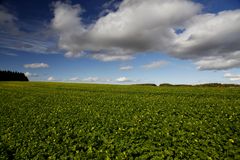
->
0 82 240 159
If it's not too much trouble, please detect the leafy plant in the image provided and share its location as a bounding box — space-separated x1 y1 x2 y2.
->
0 82 239 159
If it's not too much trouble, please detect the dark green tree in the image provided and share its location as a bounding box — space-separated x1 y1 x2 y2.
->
0 70 29 81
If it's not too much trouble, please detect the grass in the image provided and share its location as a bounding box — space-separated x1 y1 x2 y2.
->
0 82 240 159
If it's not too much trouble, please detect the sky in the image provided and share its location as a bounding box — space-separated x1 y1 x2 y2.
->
0 0 240 84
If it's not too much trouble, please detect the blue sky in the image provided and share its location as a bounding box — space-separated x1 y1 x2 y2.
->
0 0 240 84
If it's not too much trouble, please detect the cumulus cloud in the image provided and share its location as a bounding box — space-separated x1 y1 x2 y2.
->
52 0 240 70
47 76 55 81
91 53 134 61
172 11 240 70
52 0 201 59
69 77 81 81
142 60 168 69
68 76 112 82
51 2 86 57
83 77 100 82
120 65 133 71
116 76 132 82
195 55 240 70
24 72 38 77
84 77 112 82
224 73 240 81
69 76 135 83
24 63 49 69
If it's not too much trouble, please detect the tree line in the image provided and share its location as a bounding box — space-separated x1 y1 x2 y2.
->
134 83 240 87
0 70 29 81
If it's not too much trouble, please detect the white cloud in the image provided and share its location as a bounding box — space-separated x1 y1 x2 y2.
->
64 51 84 58
52 0 201 59
47 76 55 81
120 65 133 71
51 2 85 56
69 77 81 81
83 77 111 82
83 77 100 82
195 55 240 70
69 76 112 83
142 60 168 69
172 11 240 70
51 1 240 70
116 76 132 82
91 54 134 62
24 63 49 69
24 72 38 77
224 73 240 81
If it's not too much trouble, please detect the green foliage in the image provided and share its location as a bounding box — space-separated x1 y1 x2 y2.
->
0 82 240 159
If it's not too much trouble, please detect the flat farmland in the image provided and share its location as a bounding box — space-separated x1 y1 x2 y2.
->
0 82 240 159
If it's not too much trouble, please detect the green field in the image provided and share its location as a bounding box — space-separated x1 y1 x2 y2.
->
0 82 240 159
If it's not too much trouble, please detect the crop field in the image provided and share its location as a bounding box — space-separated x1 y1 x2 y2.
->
0 82 240 159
